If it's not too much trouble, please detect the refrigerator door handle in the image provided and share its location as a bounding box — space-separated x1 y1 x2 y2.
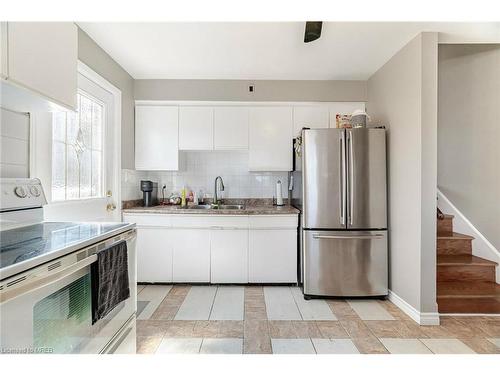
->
312 234 385 240
339 132 346 225
347 130 354 226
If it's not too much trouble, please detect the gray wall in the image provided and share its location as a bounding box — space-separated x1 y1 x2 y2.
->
367 32 438 314
77 28 135 169
438 44 500 250
134 79 367 102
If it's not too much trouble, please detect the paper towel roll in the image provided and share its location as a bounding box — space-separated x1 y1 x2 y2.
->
276 180 283 206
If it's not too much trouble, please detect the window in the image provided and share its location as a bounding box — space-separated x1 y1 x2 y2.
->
52 92 104 201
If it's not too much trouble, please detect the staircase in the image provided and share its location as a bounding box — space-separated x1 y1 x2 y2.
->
437 213 500 313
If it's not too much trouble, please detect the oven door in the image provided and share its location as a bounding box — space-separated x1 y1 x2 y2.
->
0 230 136 354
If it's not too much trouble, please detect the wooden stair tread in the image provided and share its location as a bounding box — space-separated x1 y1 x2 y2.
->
437 214 454 220
437 281 500 297
437 232 474 240
437 297 500 314
437 254 498 266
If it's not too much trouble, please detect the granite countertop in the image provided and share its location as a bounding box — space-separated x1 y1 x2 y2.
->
122 199 299 215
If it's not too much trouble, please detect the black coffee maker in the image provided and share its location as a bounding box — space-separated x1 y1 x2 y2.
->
140 180 158 207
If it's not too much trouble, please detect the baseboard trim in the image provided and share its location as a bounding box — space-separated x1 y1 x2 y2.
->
388 290 440 325
437 189 500 283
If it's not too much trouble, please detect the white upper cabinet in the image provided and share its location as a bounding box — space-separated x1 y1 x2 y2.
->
2 22 77 110
249 106 293 171
328 102 366 128
135 106 179 171
214 107 249 150
292 106 329 137
179 106 214 150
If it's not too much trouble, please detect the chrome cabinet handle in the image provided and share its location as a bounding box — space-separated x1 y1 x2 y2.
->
340 132 346 225
312 234 384 240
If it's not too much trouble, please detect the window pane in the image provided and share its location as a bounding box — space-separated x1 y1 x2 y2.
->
79 95 92 148
66 110 79 145
91 150 102 197
66 146 80 199
53 113 66 142
52 141 66 201
79 149 92 198
92 102 103 150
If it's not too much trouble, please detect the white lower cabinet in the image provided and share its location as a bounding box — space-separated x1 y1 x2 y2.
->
124 214 298 283
171 229 211 282
248 229 297 283
210 229 248 283
136 227 173 283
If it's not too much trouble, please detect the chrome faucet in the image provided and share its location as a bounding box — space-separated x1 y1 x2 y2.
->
214 176 225 205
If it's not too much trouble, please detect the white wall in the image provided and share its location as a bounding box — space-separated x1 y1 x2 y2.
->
0 108 30 178
438 44 500 251
367 32 438 316
122 151 288 202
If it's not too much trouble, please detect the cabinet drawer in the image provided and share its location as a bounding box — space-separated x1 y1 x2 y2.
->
123 214 172 227
248 215 298 229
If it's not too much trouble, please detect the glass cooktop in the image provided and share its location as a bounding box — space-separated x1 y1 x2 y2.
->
0 222 129 271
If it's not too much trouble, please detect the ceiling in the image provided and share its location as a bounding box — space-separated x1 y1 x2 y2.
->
79 22 500 80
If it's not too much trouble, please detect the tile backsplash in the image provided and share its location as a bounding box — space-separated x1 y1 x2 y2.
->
122 151 289 201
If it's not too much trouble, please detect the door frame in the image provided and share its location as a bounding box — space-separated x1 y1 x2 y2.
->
77 60 122 218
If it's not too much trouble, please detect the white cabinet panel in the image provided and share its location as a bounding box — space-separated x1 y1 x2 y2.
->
210 229 248 283
0 23 7 79
249 107 293 171
293 106 329 137
214 107 249 150
172 229 211 282
249 229 297 283
179 106 214 150
136 227 173 282
135 106 179 170
6 22 77 109
328 102 366 128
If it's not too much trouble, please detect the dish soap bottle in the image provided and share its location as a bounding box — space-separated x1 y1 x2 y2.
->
181 188 187 207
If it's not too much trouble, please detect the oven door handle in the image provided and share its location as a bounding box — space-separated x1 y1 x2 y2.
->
0 254 97 303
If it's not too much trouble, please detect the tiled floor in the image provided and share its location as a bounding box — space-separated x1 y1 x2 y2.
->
136 284 500 354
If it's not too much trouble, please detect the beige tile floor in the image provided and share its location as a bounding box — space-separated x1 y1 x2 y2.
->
136 284 500 354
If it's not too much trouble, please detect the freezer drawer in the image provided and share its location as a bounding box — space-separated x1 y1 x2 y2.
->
303 230 388 297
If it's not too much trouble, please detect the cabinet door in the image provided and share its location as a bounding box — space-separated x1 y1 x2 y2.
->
293 106 329 137
249 229 297 283
210 229 248 283
136 227 173 282
214 107 249 150
7 22 77 109
135 106 179 170
179 106 214 150
172 229 211 282
249 107 293 171
328 102 365 128
0 23 7 79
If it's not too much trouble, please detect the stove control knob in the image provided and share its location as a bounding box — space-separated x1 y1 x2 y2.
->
29 185 41 197
14 186 27 198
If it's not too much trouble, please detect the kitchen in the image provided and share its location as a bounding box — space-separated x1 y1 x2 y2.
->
1 6 500 366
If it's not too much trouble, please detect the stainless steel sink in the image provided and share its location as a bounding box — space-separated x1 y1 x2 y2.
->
186 204 212 209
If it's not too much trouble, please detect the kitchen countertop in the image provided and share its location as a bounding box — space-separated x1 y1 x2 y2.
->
122 204 299 215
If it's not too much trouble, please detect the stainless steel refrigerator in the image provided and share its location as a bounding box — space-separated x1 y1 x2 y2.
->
292 128 388 298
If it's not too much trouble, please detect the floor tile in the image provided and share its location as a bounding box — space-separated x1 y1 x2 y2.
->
244 319 270 338
156 338 203 354
193 320 220 338
315 321 349 339
380 338 432 354
339 319 373 338
461 338 500 354
137 284 146 295
347 300 395 321
163 321 197 337
487 338 500 348
312 339 359 354
136 336 162 354
292 321 322 338
290 287 337 321
327 300 360 320
244 337 272 354
200 338 243 354
175 286 217 320
137 284 172 320
366 321 403 338
150 285 190 320
271 339 316 354
352 336 389 354
439 317 485 338
210 286 244 321
136 320 168 338
264 287 302 320
218 321 244 338
420 339 476 354
269 321 297 338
